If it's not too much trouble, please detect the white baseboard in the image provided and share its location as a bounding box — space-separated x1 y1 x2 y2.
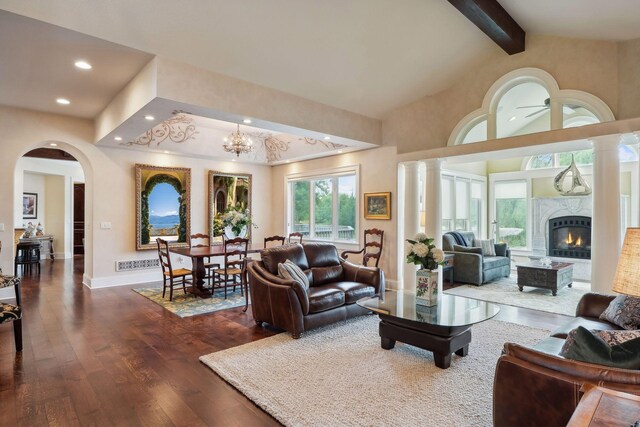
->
83 272 161 289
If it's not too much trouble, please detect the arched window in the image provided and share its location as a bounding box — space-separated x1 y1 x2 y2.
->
450 68 615 146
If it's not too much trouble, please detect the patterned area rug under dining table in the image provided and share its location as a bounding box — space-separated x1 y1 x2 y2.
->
133 286 247 317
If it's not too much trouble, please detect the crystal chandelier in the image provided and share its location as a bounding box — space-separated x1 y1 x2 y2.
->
223 124 253 157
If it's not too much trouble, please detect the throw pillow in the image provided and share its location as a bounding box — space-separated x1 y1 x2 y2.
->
453 244 483 256
494 243 508 257
474 239 496 256
560 326 640 369
599 295 640 330
593 329 640 346
278 259 310 291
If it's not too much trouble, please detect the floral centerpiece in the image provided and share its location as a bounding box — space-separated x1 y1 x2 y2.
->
406 233 446 306
221 206 257 238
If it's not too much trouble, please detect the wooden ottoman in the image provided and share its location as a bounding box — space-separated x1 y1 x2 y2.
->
516 262 573 296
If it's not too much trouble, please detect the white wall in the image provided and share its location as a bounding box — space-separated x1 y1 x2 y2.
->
44 175 66 257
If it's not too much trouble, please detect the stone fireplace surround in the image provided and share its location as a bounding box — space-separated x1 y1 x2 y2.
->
531 196 592 280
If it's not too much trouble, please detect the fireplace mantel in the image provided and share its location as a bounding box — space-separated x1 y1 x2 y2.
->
531 196 592 256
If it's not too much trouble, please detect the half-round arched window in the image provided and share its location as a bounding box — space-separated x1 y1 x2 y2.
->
449 68 615 146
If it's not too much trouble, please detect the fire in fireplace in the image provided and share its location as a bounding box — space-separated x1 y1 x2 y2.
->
548 215 591 259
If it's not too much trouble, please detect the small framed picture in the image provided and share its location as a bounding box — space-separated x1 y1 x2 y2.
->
23 192 38 219
364 192 391 220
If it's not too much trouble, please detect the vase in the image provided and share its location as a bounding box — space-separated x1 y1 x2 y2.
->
416 269 439 306
224 225 247 239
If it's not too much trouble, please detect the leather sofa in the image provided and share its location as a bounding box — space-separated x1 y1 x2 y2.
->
247 242 385 338
493 292 640 427
442 231 511 285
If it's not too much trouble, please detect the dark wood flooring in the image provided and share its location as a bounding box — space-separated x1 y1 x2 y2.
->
0 259 572 426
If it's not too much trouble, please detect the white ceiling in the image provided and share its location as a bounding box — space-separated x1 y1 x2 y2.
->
501 0 640 41
0 10 153 118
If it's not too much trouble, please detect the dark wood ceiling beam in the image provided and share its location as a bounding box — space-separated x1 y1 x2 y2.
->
447 0 525 55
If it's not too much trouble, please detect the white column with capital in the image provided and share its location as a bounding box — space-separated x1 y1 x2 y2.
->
402 162 421 291
422 158 444 293
591 134 622 294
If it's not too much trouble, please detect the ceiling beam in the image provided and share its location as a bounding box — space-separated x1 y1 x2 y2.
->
447 0 525 55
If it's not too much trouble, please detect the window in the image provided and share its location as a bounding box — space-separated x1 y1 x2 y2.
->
494 180 527 249
441 173 486 236
527 146 638 169
288 168 357 242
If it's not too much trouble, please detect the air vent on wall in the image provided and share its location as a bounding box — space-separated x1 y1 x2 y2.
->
115 259 160 272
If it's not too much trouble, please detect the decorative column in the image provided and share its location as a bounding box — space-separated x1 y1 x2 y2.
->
402 162 421 291
591 134 622 294
422 158 444 294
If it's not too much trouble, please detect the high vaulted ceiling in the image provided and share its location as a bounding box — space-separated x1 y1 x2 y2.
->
1 1 640 120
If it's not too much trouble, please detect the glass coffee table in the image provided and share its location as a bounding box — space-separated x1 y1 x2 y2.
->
357 291 500 369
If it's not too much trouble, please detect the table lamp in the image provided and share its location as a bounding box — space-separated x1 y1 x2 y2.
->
612 227 640 297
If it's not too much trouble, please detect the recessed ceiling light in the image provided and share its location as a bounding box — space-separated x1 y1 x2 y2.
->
114 136 122 141
286 160 291 163
164 150 169 154
337 150 343 154
508 116 517 122
56 98 70 105
231 159 236 162
74 60 92 70
243 119 252 124
144 115 155 121
324 136 331 140
49 143 58 147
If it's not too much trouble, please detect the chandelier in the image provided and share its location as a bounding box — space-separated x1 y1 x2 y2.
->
223 124 253 157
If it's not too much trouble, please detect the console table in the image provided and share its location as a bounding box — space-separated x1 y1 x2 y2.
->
19 235 55 261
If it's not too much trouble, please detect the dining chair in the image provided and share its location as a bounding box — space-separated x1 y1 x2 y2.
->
288 232 303 244
0 274 22 351
156 238 193 301
341 228 384 268
264 235 286 248
213 237 248 299
190 233 220 285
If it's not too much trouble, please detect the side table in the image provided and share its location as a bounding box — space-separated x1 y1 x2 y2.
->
567 383 640 426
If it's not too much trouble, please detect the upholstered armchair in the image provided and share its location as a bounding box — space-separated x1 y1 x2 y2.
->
442 231 510 285
0 275 22 351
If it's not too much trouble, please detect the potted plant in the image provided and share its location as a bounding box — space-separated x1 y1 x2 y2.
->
406 233 446 306
221 206 256 239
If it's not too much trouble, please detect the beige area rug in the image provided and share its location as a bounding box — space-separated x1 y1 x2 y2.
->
133 287 246 317
445 275 590 316
200 315 549 427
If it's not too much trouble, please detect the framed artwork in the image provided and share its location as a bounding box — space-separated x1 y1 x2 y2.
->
208 171 252 244
135 164 191 251
23 193 38 219
364 192 391 220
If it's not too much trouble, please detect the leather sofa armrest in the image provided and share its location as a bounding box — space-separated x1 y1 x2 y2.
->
249 262 309 315
575 292 616 318
341 260 385 294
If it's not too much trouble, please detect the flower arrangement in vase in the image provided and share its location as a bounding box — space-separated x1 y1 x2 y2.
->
221 206 257 239
406 233 446 306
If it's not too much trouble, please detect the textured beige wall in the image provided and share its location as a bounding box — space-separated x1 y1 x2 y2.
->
44 175 66 257
383 35 620 154
618 38 640 120
270 146 398 282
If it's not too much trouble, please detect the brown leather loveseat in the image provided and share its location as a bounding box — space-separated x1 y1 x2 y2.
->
247 242 385 338
493 292 640 427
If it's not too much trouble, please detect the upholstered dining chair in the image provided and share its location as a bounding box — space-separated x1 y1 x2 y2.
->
190 233 220 285
213 237 248 299
156 238 193 301
264 235 286 248
341 228 384 268
288 232 303 244
0 274 22 352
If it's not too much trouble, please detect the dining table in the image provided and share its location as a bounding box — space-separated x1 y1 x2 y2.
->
170 243 265 311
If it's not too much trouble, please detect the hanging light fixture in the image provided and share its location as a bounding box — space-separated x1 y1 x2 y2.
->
223 123 253 157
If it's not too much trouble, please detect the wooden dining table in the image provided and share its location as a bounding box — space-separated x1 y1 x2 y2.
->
170 243 265 311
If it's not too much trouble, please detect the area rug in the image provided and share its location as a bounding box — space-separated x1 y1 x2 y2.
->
200 315 549 427
133 287 246 317
445 275 589 316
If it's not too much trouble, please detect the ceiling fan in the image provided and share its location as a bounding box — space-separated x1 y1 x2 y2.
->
516 98 581 118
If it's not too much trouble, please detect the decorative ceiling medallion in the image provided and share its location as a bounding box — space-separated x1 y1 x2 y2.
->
303 137 347 149
554 155 592 196
123 114 198 147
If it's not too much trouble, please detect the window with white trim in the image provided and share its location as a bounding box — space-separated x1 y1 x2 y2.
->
494 180 528 249
287 168 358 242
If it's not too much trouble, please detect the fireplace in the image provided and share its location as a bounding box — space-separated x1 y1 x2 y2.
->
548 215 591 259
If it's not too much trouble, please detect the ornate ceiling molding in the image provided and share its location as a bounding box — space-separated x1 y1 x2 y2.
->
303 137 347 149
123 114 198 147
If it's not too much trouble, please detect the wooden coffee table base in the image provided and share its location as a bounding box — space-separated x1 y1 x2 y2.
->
379 318 471 369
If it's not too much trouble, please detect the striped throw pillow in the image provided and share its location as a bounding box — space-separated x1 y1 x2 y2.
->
278 260 310 291
473 238 496 256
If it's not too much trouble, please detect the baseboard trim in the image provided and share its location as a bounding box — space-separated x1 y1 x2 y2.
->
83 271 161 289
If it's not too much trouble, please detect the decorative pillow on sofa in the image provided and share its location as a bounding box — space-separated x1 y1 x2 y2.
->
278 260 310 291
453 244 483 256
560 326 640 369
593 329 640 346
599 295 640 330
473 239 496 256
494 243 508 257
